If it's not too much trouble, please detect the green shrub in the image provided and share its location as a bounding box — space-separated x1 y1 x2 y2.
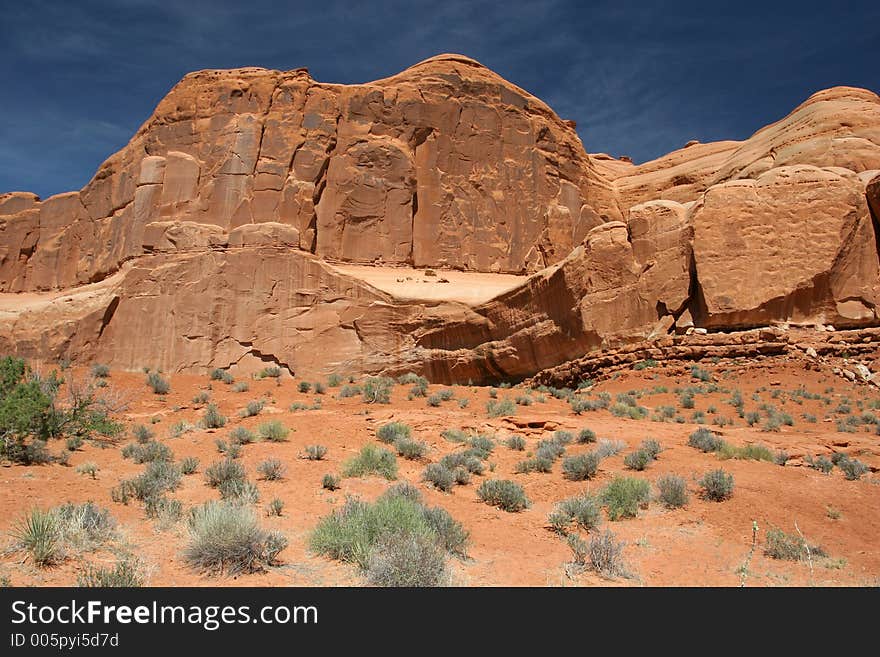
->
718 442 773 461
241 400 264 417
342 444 397 479
322 473 340 491
577 428 596 444
66 435 84 451
78 559 143 587
267 498 284 517
424 463 456 491
327 373 343 387
437 389 454 401
699 468 734 501
535 440 565 461
838 456 869 481
806 455 834 474
184 501 286 574
90 363 111 378
764 527 825 561
623 449 653 471
11 508 59 566
203 403 226 429
688 427 722 453
640 438 662 458
192 391 210 405
209 368 226 381
168 421 195 438
257 420 289 442
180 456 199 475
515 456 553 474
232 381 249 393
366 531 448 587
298 381 312 393
486 398 516 418
655 474 688 508
690 365 711 382
205 459 246 489
439 451 485 475
121 440 172 464
600 476 650 520
562 452 601 481
548 493 601 533
314 382 325 394
219 479 260 505
476 479 529 512
395 438 427 460
440 428 468 443
376 421 411 444
126 461 182 501
505 435 526 450
466 434 494 457
146 372 170 395
774 450 789 466
426 393 442 407
362 377 394 404
229 426 255 444
304 445 328 461
258 366 282 379
257 458 286 480
309 493 467 581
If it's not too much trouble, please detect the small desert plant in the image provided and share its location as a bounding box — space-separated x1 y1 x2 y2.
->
90 363 111 378
774 450 790 466
258 366 282 379
121 440 172 464
362 376 394 404
76 462 99 479
366 531 448 587
699 468 734 501
146 372 170 395
232 381 249 393
66 435 84 451
205 459 246 489
267 498 284 517
342 444 397 480
585 529 628 578
203 403 226 429
577 428 597 444
548 493 601 533
257 458 286 481
184 501 286 574
594 438 626 459
229 426 255 444
376 421 411 444
655 474 688 508
327 373 343 387
640 439 662 458
562 452 601 481
838 456 869 481
424 463 456 492
476 479 529 512
192 391 210 405
395 438 427 460
599 476 651 520
806 455 834 474
486 398 516 418
623 449 653 471
304 445 328 461
688 427 722 453
77 559 143 587
426 393 443 407
322 473 340 490
257 420 289 442
515 456 553 474
180 456 199 475
11 509 59 566
764 527 825 561
505 435 526 450
219 479 260 505
298 381 312 393
241 400 264 417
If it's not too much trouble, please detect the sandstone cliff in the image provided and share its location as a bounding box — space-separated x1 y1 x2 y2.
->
1 56 878 382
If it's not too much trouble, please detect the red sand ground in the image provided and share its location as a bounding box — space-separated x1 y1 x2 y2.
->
1 359 878 587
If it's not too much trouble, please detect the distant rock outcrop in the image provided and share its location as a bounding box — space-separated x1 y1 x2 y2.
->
1 56 878 381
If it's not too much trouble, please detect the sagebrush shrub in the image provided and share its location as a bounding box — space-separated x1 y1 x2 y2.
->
486 398 516 418
322 473 340 490
586 529 628 578
548 493 601 533
304 445 328 461
362 377 394 404
688 427 722 453
764 527 825 560
257 458 286 480
146 372 169 395
342 444 397 480
562 452 600 481
203 403 226 429
655 474 688 508
90 364 110 378
257 421 289 442
395 438 427 460
424 463 456 492
78 559 143 587
376 422 411 444
505 435 526 451
180 456 199 475
184 501 287 574
577 428 596 444
699 468 734 501
476 479 529 512
206 459 246 489
600 476 650 520
366 531 448 587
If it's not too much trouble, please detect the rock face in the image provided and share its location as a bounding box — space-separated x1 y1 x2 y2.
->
0 56 879 382
0 54 618 293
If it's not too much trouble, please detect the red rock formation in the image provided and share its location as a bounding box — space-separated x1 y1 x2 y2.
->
1 57 878 382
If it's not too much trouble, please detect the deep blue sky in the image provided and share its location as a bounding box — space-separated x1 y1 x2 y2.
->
1 0 878 199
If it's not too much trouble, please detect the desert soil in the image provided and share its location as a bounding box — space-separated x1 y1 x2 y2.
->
1 359 878 587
